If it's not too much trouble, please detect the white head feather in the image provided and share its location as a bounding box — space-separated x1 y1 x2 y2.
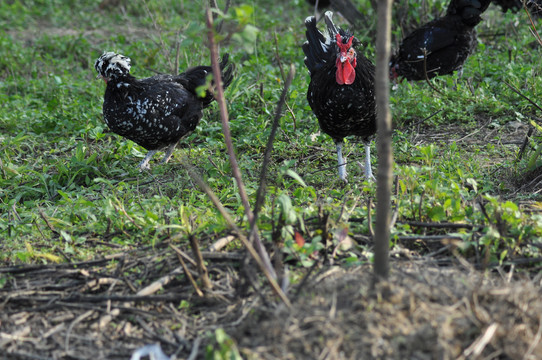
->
94 52 131 80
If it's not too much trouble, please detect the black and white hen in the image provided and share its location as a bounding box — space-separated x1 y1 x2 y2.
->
94 52 233 170
303 11 376 182
390 0 492 81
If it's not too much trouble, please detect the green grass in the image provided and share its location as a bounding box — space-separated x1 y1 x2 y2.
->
1 0 541 268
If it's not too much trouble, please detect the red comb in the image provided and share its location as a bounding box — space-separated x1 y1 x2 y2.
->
336 34 354 52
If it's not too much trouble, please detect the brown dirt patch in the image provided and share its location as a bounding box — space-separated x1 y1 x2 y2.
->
234 263 542 360
2 243 541 359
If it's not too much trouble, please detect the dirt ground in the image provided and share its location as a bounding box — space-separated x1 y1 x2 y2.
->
1 237 542 360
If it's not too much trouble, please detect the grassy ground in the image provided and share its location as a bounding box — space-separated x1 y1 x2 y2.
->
1 0 540 267
1 0 542 358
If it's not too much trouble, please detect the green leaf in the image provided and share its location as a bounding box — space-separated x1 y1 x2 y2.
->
284 169 307 187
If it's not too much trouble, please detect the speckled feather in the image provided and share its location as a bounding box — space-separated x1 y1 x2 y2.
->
302 14 376 144
302 12 376 181
95 52 233 168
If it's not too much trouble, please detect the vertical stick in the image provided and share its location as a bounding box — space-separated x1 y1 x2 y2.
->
205 10 251 222
189 235 212 290
374 0 393 281
205 8 276 280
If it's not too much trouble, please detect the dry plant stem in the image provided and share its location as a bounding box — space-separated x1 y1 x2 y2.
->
38 206 58 235
367 197 374 237
526 4 542 46
176 249 204 297
373 0 393 282
422 48 443 95
205 10 251 219
461 322 498 358
407 109 443 129
250 64 295 237
208 235 236 251
136 263 186 296
168 243 198 266
504 81 542 113
189 235 212 290
273 33 286 81
205 8 276 280
181 158 291 308
187 337 202 360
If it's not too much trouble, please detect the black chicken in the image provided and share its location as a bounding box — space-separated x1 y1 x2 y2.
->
94 52 233 170
492 0 542 17
390 0 492 81
306 0 331 9
493 0 523 12
303 11 376 181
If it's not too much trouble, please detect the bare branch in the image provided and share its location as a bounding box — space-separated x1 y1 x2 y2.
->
250 64 296 234
189 235 213 290
373 0 394 282
180 157 291 308
205 8 277 281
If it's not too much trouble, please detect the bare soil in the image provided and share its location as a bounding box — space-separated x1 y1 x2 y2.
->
1 237 542 360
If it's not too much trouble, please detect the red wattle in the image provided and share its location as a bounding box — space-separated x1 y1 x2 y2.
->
343 61 355 85
336 60 344 85
336 59 356 85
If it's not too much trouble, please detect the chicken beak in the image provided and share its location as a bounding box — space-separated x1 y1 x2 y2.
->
96 74 108 83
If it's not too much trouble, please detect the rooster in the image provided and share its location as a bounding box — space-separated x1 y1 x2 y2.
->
94 52 233 170
302 11 376 182
390 0 492 81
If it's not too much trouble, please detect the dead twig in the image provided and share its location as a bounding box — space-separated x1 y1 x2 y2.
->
113 200 143 231
422 48 443 95
396 235 463 242
456 117 493 142
273 32 297 129
504 81 542 115
168 244 198 267
37 206 58 235
205 7 276 282
136 263 184 297
367 197 374 238
208 235 236 252
65 310 94 354
461 323 499 359
523 315 542 360
250 63 295 243
189 235 212 290
404 109 443 129
399 221 474 229
516 126 534 163
180 157 291 308
187 337 202 360
176 249 204 297
526 2 542 47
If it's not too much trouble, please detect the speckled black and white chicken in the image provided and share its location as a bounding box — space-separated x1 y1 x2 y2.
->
94 51 233 170
302 11 376 182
